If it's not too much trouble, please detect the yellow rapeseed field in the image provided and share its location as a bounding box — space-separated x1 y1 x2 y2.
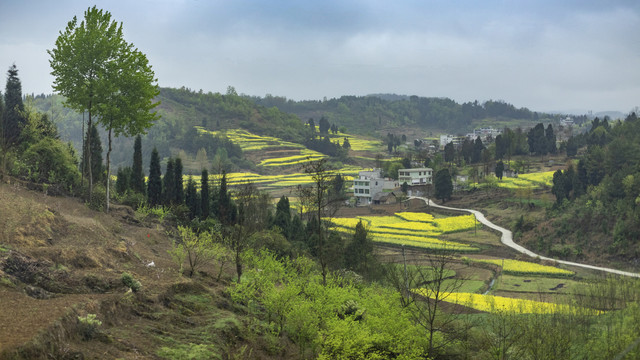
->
473 259 575 277
433 215 478 233
496 171 554 189
395 212 435 223
415 291 594 314
328 212 479 252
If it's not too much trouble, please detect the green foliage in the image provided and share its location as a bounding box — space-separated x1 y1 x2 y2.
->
86 184 107 211
135 202 169 221
252 94 559 135
22 137 80 191
272 195 291 239
174 157 184 205
147 147 162 206
115 166 132 195
200 169 210 219
434 168 453 202
3 64 25 148
231 250 429 359
77 313 102 341
121 272 141 292
82 123 103 185
495 160 504 180
131 135 145 193
118 190 145 210
163 158 176 206
157 343 220 360
344 220 375 277
171 226 219 277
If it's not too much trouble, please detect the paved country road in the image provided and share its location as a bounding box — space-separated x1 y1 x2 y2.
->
409 196 640 278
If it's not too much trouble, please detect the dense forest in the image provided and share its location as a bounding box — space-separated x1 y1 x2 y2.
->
547 112 640 262
247 93 572 135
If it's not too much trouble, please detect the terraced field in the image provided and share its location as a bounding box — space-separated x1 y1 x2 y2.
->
496 171 554 189
328 212 480 252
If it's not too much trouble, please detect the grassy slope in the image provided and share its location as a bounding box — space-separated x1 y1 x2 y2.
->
0 182 291 359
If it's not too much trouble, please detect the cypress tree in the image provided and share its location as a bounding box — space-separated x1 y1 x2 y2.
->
130 135 145 194
218 170 230 224
115 166 132 195
82 123 103 185
147 148 162 206
174 157 184 205
345 219 373 272
200 169 210 219
3 64 25 147
185 176 198 219
163 158 175 205
273 195 291 239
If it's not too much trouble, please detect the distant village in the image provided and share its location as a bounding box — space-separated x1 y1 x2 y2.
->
353 120 577 206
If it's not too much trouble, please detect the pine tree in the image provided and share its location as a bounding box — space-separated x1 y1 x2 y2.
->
82 123 103 185
174 157 184 205
3 64 25 148
200 169 210 219
147 148 162 206
163 158 175 205
130 135 145 194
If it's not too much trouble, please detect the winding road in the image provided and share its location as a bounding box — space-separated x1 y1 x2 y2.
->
409 196 640 278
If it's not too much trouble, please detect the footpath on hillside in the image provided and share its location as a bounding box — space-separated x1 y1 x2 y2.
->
409 196 640 278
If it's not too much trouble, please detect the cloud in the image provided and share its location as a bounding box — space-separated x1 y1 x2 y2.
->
0 0 638 113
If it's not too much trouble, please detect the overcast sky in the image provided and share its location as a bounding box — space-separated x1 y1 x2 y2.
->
1 0 639 114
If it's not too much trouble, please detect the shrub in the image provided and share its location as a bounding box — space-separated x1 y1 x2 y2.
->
118 191 146 210
121 272 142 292
85 184 107 212
77 313 102 340
22 137 80 191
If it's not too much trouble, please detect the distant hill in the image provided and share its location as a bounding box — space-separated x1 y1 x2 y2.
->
32 87 309 174
33 87 572 174
245 93 568 136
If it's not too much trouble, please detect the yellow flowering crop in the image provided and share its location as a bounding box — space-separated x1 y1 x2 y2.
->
328 213 479 252
433 215 478 233
496 171 555 189
379 222 441 234
395 212 435 223
198 127 305 152
414 291 595 314
335 131 383 151
258 154 326 167
474 259 574 277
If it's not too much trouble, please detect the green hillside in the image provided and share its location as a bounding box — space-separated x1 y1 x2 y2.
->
246 94 576 135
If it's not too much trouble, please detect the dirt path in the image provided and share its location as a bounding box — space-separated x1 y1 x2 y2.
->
409 196 640 278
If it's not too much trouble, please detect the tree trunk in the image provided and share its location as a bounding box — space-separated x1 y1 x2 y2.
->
105 118 112 212
87 103 93 202
80 111 85 187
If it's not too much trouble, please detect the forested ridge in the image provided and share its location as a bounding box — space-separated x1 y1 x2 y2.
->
545 112 640 262
247 93 570 135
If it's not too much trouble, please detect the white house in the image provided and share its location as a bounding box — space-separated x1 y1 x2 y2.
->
398 167 433 186
352 169 398 205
